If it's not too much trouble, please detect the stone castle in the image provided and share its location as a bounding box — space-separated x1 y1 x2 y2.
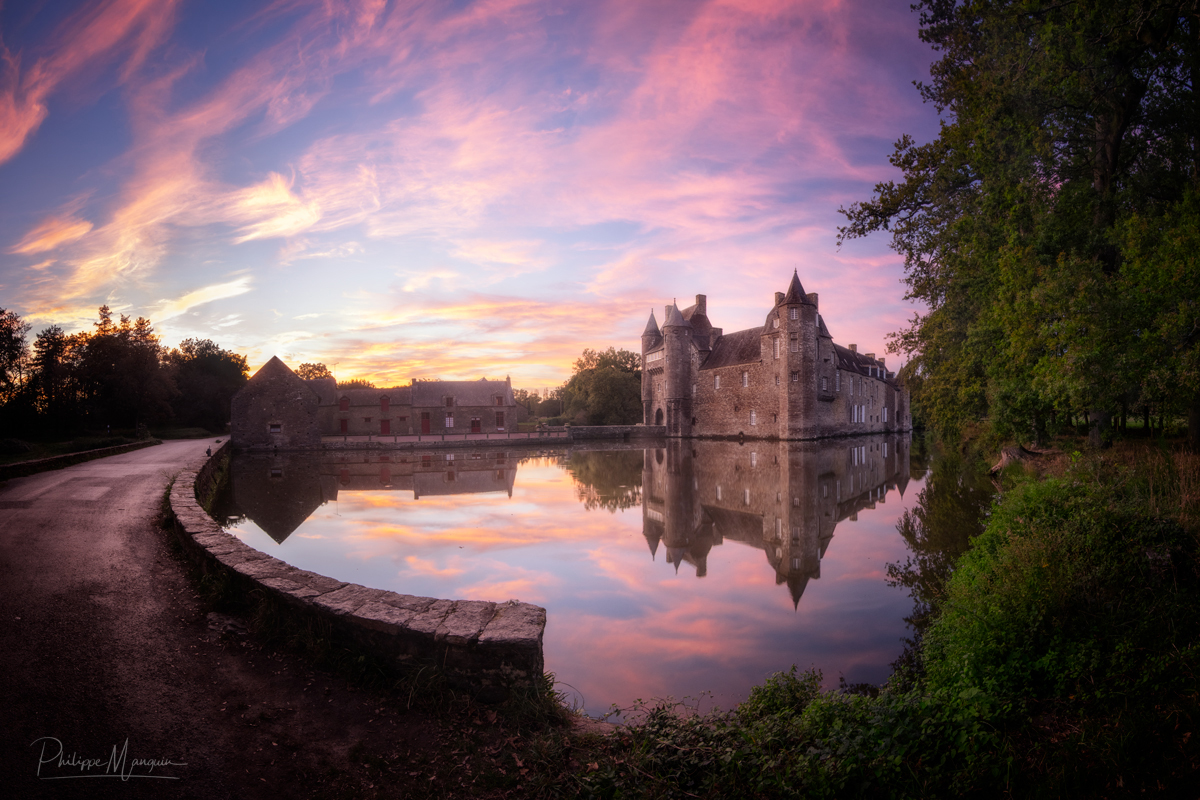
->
641 271 911 439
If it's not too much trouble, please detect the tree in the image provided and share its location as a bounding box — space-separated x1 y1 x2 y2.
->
841 0 1200 448
513 388 540 414
337 378 376 389
165 339 249 431
297 363 332 380
0 308 29 407
562 347 642 425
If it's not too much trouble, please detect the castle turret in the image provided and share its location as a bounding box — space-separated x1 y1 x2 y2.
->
780 270 820 438
641 310 662 424
662 302 693 437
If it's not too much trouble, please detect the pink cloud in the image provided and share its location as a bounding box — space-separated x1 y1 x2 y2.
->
0 0 180 165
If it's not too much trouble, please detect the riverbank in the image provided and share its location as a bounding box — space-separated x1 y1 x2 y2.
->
546 439 1200 798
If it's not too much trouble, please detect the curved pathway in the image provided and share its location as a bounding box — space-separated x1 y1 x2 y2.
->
0 441 432 798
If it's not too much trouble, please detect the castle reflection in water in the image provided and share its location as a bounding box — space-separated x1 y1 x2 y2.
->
642 435 911 605
216 433 910 607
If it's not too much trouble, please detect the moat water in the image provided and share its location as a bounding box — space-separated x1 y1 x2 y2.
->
212 435 988 718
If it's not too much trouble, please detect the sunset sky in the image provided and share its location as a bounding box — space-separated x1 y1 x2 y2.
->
0 0 939 389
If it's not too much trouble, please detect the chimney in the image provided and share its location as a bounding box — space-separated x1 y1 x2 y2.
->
878 357 886 367
695 294 706 315
806 292 818 308
866 353 875 361
848 344 857 353
775 292 785 305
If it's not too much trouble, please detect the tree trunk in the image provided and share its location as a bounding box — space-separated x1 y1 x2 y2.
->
1088 408 1113 449
1143 405 1151 437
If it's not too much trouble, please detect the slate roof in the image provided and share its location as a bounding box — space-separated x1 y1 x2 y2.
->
817 315 832 339
411 379 515 407
833 344 896 385
781 270 810 306
336 386 412 406
642 309 661 337
699 327 763 370
304 377 337 405
663 303 689 328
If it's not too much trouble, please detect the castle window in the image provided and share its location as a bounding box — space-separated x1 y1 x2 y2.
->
790 371 798 382
744 488 751 505
692 384 696 397
269 423 281 434
836 370 840 392
494 395 504 406
381 396 389 414
445 396 454 408
445 413 454 428
751 452 757 467
716 485 722 501
775 374 779 386
715 375 721 390
773 338 780 359
791 557 800 570
883 407 888 422
772 319 779 329
742 371 749 387
821 376 827 391
774 518 781 538
339 397 349 412
790 335 798 352
339 419 348 434
790 307 798 320
750 410 757 425
495 411 505 430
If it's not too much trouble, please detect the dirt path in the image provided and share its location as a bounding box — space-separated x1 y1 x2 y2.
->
0 441 482 799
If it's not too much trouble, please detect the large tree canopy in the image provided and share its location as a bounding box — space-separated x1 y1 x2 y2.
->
841 0 1200 448
563 347 642 425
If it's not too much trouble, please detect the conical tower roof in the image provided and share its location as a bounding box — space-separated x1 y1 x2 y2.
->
642 309 661 337
781 269 808 305
663 302 690 328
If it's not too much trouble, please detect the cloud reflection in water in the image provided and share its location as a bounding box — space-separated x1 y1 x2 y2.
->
214 436 918 716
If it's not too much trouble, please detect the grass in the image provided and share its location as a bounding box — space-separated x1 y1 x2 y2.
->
0 433 148 465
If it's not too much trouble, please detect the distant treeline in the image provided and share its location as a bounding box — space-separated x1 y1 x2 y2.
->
0 305 248 437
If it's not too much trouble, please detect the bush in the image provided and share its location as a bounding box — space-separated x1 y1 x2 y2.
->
924 477 1200 705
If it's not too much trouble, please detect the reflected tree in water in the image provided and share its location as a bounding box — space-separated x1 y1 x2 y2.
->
565 450 643 512
886 450 993 679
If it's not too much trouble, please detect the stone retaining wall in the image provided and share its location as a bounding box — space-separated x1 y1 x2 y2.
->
568 425 666 440
170 443 547 690
0 439 161 482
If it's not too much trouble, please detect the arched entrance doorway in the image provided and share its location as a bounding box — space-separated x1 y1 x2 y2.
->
654 408 664 425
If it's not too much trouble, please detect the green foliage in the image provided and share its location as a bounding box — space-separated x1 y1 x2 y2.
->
841 1 1200 445
562 347 642 425
925 476 1200 704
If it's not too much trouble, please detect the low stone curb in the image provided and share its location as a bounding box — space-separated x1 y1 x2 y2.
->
169 443 547 689
0 439 161 481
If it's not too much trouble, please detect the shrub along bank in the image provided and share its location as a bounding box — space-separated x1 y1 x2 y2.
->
555 446 1200 798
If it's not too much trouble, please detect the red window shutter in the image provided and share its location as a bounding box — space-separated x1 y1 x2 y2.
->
381 419 390 434
340 418 348 434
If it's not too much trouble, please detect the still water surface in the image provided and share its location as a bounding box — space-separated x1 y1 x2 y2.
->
214 434 935 717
